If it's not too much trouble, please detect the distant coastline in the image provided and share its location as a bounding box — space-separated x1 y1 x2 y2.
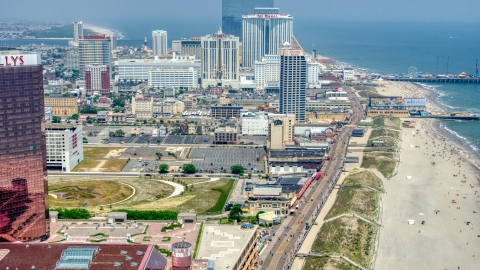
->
83 24 123 39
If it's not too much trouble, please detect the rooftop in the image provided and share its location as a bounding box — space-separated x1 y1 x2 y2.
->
0 243 166 270
196 225 257 270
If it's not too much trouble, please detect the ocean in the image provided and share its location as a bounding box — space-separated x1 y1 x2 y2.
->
2 20 479 151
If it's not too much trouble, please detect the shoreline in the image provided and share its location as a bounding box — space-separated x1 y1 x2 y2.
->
82 23 123 39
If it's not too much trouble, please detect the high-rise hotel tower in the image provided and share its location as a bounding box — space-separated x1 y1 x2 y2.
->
0 49 49 242
279 42 306 122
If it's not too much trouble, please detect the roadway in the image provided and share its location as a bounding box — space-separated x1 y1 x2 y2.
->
259 86 365 270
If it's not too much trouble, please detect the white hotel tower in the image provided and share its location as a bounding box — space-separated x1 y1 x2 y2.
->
152 30 168 55
201 28 240 89
242 8 293 67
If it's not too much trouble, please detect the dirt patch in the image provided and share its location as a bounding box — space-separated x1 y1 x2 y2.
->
83 147 126 159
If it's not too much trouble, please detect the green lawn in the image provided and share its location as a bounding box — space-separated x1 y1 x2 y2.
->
343 171 384 191
361 152 396 178
372 116 401 130
369 128 400 139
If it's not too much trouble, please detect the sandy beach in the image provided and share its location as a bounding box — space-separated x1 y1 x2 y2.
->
83 24 115 37
374 81 480 269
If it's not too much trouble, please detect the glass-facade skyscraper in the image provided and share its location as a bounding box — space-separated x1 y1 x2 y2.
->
0 49 49 242
279 43 306 122
222 0 274 40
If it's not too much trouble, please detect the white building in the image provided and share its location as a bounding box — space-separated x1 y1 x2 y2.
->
172 40 181 52
66 52 79 70
46 125 84 172
343 68 355 80
254 54 280 89
152 30 168 55
307 62 320 85
254 61 266 89
73 21 83 44
201 28 240 89
242 112 269 135
242 8 293 67
148 67 197 89
115 58 200 81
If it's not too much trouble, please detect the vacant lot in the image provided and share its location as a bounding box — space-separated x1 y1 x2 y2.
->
343 171 383 191
83 147 126 159
312 216 378 268
361 152 396 178
326 186 380 222
303 257 359 270
72 159 128 172
124 178 235 214
48 180 133 207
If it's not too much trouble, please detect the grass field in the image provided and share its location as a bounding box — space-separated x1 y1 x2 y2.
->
355 86 380 98
303 257 359 270
361 152 396 178
369 128 400 139
84 147 126 159
325 186 380 222
312 216 378 268
372 116 401 130
48 181 133 207
71 160 100 172
343 171 383 191
102 160 129 172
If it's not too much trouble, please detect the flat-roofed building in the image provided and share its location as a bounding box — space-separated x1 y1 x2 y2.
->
148 67 197 89
211 105 243 119
181 38 202 59
45 124 83 172
44 96 78 116
242 112 268 135
132 96 153 118
214 126 238 144
196 224 258 270
115 58 200 82
267 114 295 150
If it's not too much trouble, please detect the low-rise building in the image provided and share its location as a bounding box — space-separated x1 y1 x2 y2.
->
132 96 153 118
44 97 78 116
242 112 268 136
210 86 223 95
267 114 295 150
96 111 108 123
214 126 238 144
46 124 84 172
196 224 258 270
153 100 185 117
211 104 243 119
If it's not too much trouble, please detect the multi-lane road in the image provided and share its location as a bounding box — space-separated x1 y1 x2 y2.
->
260 86 365 270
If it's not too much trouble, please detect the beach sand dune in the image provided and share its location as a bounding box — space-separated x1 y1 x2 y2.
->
83 24 114 37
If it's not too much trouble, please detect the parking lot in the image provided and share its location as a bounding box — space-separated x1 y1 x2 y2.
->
163 135 212 144
189 147 266 173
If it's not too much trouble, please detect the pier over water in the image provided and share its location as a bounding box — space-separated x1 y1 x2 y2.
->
385 77 480 83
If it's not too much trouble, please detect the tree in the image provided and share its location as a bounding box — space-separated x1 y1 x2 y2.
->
256 211 266 223
159 164 169 173
248 173 252 179
52 116 61 123
229 204 242 221
182 164 196 174
113 107 125 113
63 92 70 97
143 119 147 124
231 164 245 174
113 98 125 107
115 129 125 137
159 119 164 124
80 106 98 114
156 152 163 160
70 113 79 120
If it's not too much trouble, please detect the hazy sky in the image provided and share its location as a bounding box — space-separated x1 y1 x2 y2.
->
4 0 480 23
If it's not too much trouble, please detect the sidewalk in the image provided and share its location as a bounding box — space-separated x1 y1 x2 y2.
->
290 171 349 270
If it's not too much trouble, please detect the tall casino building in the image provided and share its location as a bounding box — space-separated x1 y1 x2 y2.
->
0 48 49 242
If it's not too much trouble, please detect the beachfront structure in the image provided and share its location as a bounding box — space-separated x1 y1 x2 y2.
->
85 64 110 96
201 28 240 89
242 8 293 67
78 35 111 78
279 42 307 122
152 30 168 56
115 58 200 82
73 21 83 43
0 50 49 242
222 0 274 39
148 67 197 89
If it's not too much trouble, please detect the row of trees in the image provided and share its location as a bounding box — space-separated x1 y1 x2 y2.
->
156 164 249 174
116 209 178 220
51 208 91 219
109 129 125 137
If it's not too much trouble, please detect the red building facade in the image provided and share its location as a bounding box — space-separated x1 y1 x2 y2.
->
0 53 49 242
85 64 110 96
